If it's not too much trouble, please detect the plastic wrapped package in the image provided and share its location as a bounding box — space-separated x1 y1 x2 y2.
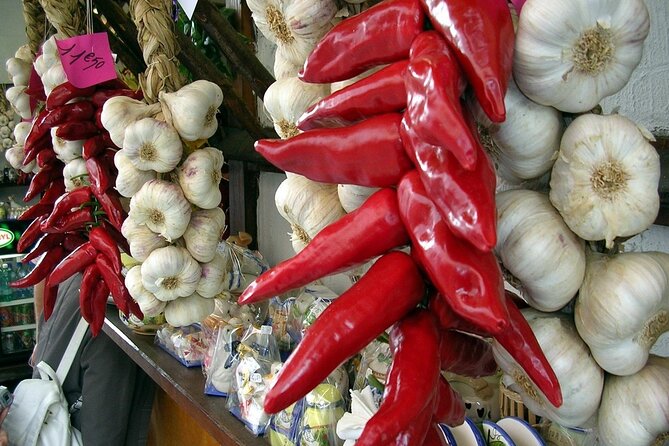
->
267 297 296 359
203 321 245 396
286 285 339 345
352 340 391 405
218 240 269 294
336 386 379 446
268 400 305 446
154 324 207 367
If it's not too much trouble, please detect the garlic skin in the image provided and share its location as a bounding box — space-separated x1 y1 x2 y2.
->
6 57 31 86
63 158 90 191
14 45 33 63
598 355 669 446
51 128 84 163
5 145 35 173
337 184 380 213
114 150 157 198
273 45 303 80
470 80 562 182
514 0 650 113
141 246 202 302
177 147 224 209
5 86 31 120
164 293 215 327
575 251 669 376
125 265 166 317
121 217 169 262
13 122 31 146
158 80 223 142
496 189 585 312
183 207 226 263
129 180 192 242
275 174 346 253
101 96 161 147
41 61 67 97
549 114 660 248
263 77 329 139
196 253 229 298
493 309 604 428
122 118 183 173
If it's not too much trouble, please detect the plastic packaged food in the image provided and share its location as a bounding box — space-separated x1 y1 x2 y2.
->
154 324 207 367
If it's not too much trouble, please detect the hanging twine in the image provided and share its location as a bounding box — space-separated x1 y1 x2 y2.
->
22 0 46 55
130 0 185 103
38 0 84 38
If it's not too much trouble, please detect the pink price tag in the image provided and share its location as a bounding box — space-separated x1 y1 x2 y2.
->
510 0 526 13
56 32 117 88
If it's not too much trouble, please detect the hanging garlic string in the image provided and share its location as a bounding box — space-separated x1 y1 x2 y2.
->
38 0 84 38
22 0 46 55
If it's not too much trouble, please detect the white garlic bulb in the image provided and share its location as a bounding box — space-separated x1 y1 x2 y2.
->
513 0 650 112
158 80 223 142
6 57 31 86
14 45 33 63
51 128 84 163
121 217 170 262
13 122 31 146
177 147 224 209
114 150 157 198
196 253 229 298
337 184 379 213
164 293 215 327
125 265 166 317
122 118 183 173
5 86 30 120
101 96 161 147
183 207 226 263
496 189 585 312
128 179 192 242
263 77 329 139
549 114 660 248
5 145 34 173
141 246 202 302
273 45 303 80
63 158 90 191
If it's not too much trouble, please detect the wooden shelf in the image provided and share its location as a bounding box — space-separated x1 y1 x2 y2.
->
1 323 36 333
0 298 33 307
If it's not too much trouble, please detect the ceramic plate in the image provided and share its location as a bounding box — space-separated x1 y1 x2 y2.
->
481 420 516 446
439 418 486 446
497 417 545 446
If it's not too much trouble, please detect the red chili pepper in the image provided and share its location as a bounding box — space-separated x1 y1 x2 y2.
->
85 157 112 195
419 0 514 123
55 121 99 141
10 246 65 288
255 114 413 188
391 395 436 446
262 251 425 414
82 134 113 160
238 188 409 305
433 375 465 426
45 186 93 227
42 283 60 321
404 31 478 170
17 203 51 221
99 220 130 254
24 163 63 202
23 109 50 151
90 279 110 336
91 88 143 108
96 254 130 316
357 310 441 446
400 115 497 252
17 215 47 253
89 226 121 273
297 61 409 131
62 233 88 252
46 82 96 110
22 233 65 263
439 329 497 378
397 170 509 334
95 78 129 90
422 422 446 446
42 207 94 234
43 101 96 129
299 0 424 83
46 241 98 288
22 133 52 167
93 189 126 231
40 181 67 204
36 148 57 168
79 263 100 324
94 107 104 131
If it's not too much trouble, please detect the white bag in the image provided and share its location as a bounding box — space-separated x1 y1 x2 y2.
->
4 319 87 446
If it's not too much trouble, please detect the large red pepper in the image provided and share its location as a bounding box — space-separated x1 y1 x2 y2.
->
42 207 94 234
297 61 409 130
42 283 60 321
22 132 52 166
82 134 115 160
24 163 64 202
91 88 143 108
93 189 126 231
23 109 50 152
255 114 413 188
46 241 98 288
91 278 111 336
262 251 425 414
22 233 65 263
99 220 130 255
46 82 96 110
85 157 112 195
11 246 65 288
43 101 95 128
357 309 441 446
55 121 99 141
397 171 509 334
238 188 409 305
439 329 497 377
422 422 446 446
419 0 514 123
89 226 121 273
17 215 47 253
299 0 424 83
392 395 436 446
62 233 88 252
79 263 100 324
45 186 93 227
36 148 57 168
404 31 477 170
17 203 50 221
433 375 465 426
400 115 497 251
97 254 139 318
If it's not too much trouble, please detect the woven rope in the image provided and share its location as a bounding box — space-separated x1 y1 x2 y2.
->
22 0 46 54
38 0 84 38
130 0 185 103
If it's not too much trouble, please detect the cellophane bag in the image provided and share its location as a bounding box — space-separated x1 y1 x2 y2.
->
227 324 281 436
218 239 269 295
154 324 207 367
202 319 245 397
267 296 296 361
286 285 338 345
352 339 391 405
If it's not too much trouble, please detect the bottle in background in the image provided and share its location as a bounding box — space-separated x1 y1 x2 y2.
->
0 264 11 302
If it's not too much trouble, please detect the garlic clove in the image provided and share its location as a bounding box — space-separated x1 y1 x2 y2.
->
196 252 229 298
263 77 329 139
183 207 226 263
51 127 85 163
114 150 157 198
101 96 162 147
141 246 202 302
122 118 183 173
41 60 67 98
5 86 31 120
164 293 215 327
177 147 224 209
125 265 166 317
13 122 31 147
128 179 192 242
6 57 32 87
158 80 223 142
337 184 379 213
121 217 170 262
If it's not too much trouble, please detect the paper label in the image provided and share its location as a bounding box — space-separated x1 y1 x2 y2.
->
176 0 199 19
261 325 273 335
56 33 117 88
251 373 263 383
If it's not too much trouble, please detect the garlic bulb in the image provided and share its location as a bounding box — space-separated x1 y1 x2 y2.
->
40 36 60 68
164 293 215 327
493 309 604 428
337 184 379 213
122 118 183 173
41 61 67 97
63 158 90 191
513 0 650 112
496 189 585 312
196 253 229 298
51 128 84 163
141 246 202 302
32 54 51 78
263 77 329 139
158 80 223 141
101 96 161 147
13 122 30 146
275 174 346 253
273 45 303 80
128 180 192 242
598 355 669 446
549 114 660 248
5 145 34 173
125 265 166 317
121 217 169 262
470 80 562 182
183 207 226 263
114 150 157 198
177 147 224 209
575 250 669 376
5 86 30 120
6 57 31 86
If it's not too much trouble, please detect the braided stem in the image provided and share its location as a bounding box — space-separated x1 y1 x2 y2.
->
38 0 84 38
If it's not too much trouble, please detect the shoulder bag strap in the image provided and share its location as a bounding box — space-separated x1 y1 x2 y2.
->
56 318 90 383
